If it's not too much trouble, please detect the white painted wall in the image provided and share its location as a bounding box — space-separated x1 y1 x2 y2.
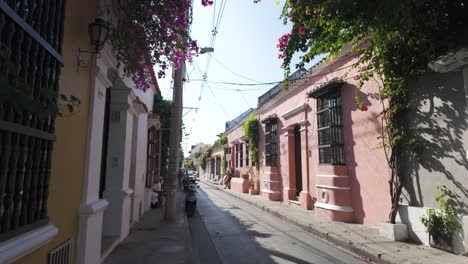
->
398 205 468 254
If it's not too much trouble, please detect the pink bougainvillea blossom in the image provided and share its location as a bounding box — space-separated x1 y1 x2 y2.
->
298 26 307 35
112 0 200 91
201 0 213 6
277 33 291 68
359 105 369 112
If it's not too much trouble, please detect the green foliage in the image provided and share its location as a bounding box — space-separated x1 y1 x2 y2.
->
213 133 228 146
187 159 195 170
0 60 80 117
248 178 255 190
280 0 468 223
152 93 173 178
421 186 461 244
201 152 209 171
221 153 226 175
242 114 259 169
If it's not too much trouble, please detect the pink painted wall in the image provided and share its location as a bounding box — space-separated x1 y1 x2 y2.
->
225 119 258 189
253 52 391 225
306 54 391 225
257 79 314 204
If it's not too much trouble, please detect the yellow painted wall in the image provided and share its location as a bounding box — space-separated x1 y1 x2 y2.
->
14 1 97 264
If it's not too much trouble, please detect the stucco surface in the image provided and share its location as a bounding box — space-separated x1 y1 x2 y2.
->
255 54 391 225
13 1 98 263
402 71 468 212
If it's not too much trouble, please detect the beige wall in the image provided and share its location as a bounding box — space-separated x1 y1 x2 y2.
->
14 1 97 263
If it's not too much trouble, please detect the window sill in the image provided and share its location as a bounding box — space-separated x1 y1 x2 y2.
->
0 224 58 264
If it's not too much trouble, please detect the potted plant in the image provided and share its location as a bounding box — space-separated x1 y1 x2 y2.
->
248 178 256 195
421 186 461 252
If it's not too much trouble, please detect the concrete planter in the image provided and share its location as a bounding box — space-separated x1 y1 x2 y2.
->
249 189 258 195
379 222 408 241
429 234 455 253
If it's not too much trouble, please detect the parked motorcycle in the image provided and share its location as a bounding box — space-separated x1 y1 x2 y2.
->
151 182 163 208
185 183 198 217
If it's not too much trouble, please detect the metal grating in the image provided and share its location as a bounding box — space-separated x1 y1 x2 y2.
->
0 0 66 242
48 240 72 264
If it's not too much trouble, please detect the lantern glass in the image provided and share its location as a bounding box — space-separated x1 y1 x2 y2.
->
88 18 109 52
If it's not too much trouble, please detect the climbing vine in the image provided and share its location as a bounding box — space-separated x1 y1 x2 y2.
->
242 114 259 169
279 0 468 223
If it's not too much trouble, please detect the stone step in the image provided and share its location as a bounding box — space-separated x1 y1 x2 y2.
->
288 199 301 208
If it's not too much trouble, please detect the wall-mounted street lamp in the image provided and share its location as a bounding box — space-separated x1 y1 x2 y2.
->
77 18 110 72
199 47 214 54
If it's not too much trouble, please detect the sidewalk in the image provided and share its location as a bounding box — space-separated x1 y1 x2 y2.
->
103 190 193 264
202 180 468 264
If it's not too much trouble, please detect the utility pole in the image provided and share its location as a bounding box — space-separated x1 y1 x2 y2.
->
164 60 185 223
164 46 213 223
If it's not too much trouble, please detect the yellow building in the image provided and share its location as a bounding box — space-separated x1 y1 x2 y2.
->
0 1 159 264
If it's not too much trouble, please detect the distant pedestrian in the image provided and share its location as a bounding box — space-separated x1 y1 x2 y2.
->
224 170 232 189
177 170 183 190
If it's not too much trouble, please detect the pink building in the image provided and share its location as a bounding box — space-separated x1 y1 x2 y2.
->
255 49 392 225
225 108 259 194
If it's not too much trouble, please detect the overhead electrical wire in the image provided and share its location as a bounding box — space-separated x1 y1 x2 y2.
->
189 60 360 86
184 0 229 145
209 54 265 83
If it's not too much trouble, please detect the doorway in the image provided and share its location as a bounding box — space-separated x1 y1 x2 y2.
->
99 89 111 199
294 125 302 196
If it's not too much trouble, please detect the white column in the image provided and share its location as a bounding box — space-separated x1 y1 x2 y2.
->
76 64 109 264
102 69 134 240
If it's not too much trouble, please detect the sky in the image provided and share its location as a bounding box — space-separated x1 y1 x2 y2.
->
157 0 319 156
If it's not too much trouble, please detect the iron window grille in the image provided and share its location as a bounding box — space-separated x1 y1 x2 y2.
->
239 143 243 167
0 0 66 242
265 119 278 166
245 144 249 166
235 144 239 168
316 92 345 165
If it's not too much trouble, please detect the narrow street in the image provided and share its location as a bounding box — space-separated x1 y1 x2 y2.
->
188 183 369 264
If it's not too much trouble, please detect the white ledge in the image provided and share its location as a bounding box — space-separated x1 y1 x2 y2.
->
316 174 349 178
428 48 468 73
315 202 354 212
0 224 58 264
79 199 109 215
281 104 304 119
123 188 134 197
262 179 280 183
315 184 351 190
261 189 281 194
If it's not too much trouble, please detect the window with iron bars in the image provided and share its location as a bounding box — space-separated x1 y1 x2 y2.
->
227 147 231 168
316 92 345 165
245 144 249 166
0 1 66 242
235 144 239 167
265 119 278 166
240 143 243 167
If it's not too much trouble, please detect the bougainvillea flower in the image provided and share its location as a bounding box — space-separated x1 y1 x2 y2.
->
201 0 214 6
298 26 307 35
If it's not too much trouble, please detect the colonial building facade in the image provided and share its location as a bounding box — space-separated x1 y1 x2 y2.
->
0 1 161 263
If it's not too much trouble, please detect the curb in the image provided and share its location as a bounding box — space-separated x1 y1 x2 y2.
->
201 180 392 264
177 191 196 264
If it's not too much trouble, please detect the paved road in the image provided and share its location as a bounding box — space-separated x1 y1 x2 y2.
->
188 183 370 264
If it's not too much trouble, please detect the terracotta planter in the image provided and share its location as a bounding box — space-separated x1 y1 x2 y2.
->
248 189 258 195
